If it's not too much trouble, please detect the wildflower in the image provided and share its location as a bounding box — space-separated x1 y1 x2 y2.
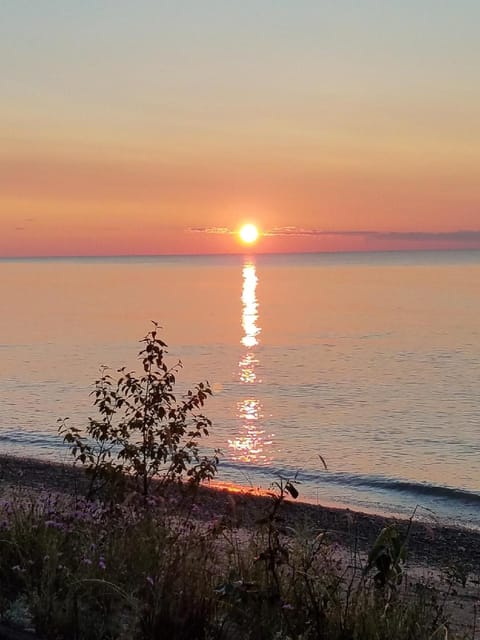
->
45 520 65 530
98 556 106 570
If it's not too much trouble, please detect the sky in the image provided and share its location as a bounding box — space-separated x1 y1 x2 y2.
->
1 0 480 256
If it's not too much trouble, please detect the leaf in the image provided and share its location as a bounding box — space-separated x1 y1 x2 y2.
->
285 481 299 499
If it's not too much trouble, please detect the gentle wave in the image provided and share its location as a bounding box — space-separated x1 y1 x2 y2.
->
219 460 480 506
0 429 66 450
1 429 478 508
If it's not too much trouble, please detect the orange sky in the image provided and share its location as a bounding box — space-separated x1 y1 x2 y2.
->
1 2 479 256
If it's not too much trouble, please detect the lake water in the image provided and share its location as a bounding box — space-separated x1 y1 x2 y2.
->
1 251 479 528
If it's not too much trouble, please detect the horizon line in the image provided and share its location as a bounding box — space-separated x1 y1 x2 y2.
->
1 246 480 261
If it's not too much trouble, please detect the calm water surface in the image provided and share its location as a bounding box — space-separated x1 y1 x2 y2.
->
1 251 479 527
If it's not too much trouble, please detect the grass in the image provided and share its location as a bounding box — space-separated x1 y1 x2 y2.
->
0 484 477 640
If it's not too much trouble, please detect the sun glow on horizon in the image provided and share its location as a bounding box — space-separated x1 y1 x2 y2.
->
239 223 259 245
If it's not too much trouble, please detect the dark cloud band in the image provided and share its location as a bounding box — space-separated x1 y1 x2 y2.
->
188 226 480 243
265 228 480 242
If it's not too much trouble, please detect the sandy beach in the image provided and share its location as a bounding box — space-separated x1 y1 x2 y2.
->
0 453 479 638
1 454 479 574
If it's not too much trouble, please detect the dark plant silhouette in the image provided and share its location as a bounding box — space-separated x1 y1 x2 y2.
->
59 323 219 498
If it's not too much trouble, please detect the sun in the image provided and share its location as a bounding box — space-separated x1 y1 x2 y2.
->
239 223 259 245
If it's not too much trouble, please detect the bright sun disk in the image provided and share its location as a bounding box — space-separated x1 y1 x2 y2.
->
239 223 259 244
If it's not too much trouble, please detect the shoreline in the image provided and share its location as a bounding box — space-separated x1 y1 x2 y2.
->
1 454 480 574
211 477 480 533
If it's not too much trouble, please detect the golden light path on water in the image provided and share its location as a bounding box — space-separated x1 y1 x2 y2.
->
241 263 260 349
228 261 274 464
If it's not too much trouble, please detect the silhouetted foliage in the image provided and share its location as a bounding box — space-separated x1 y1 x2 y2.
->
59 323 219 498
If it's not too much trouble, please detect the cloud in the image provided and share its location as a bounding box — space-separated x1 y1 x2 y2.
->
263 227 480 243
188 226 233 234
374 230 480 242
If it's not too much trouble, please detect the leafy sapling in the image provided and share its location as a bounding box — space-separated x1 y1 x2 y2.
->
59 323 219 499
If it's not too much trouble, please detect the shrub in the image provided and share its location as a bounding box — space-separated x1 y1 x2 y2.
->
59 323 219 498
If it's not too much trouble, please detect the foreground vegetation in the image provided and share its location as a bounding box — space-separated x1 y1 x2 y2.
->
0 484 476 639
0 326 477 638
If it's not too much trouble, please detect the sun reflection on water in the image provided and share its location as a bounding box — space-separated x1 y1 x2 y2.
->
238 352 259 384
228 397 273 463
241 263 260 348
228 260 274 464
